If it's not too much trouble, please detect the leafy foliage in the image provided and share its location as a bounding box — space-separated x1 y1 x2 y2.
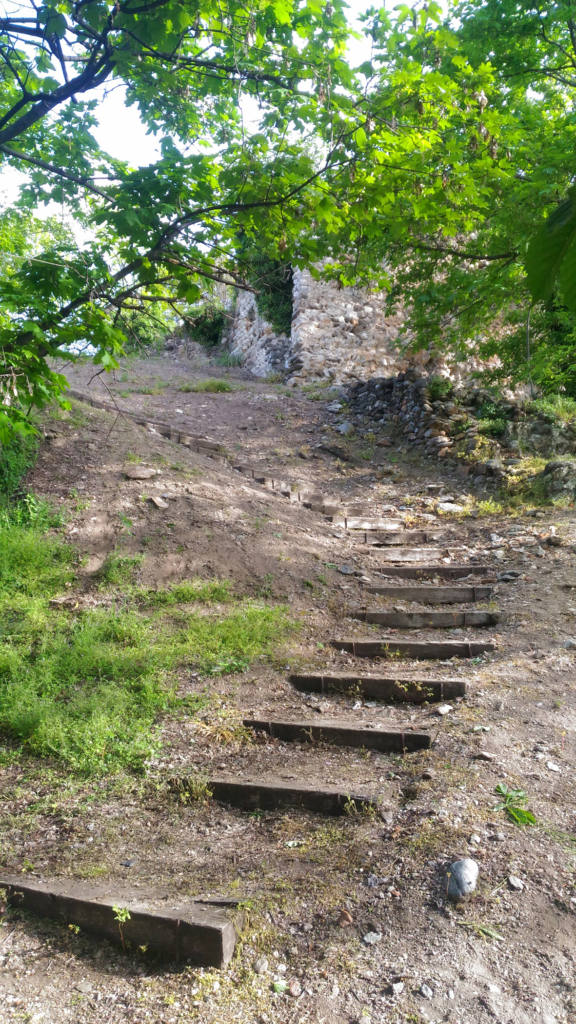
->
186 304 227 350
305 0 576 393
526 188 576 313
0 0 355 432
243 252 294 335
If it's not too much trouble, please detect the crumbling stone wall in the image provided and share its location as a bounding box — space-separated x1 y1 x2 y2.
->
225 268 435 382
224 288 291 376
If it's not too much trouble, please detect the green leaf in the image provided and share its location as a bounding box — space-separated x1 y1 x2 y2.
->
526 187 576 304
354 126 368 150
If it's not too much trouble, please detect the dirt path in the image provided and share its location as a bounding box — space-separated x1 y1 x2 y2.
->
1 349 575 1024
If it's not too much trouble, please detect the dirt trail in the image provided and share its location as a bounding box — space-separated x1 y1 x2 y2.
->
1 349 575 1024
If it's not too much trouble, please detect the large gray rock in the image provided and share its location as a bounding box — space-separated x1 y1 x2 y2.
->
538 459 576 497
446 858 479 900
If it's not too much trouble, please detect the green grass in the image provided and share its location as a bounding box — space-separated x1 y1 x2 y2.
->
214 352 244 368
0 507 295 775
0 500 71 596
186 379 237 393
131 382 169 395
98 553 144 587
477 417 507 438
134 579 232 607
0 432 39 503
529 394 576 424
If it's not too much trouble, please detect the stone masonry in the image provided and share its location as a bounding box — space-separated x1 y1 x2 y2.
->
225 268 436 383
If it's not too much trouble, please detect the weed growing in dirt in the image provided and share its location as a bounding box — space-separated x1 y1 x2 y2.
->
493 783 536 825
528 394 576 424
188 379 237 393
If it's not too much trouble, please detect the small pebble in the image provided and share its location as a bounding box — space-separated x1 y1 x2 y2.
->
420 983 434 999
436 704 453 716
254 957 269 975
508 875 524 891
390 981 404 997
363 931 382 946
288 979 302 998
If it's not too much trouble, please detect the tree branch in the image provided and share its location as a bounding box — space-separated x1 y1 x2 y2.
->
0 144 113 200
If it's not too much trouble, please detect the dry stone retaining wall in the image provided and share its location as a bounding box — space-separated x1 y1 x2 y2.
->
346 373 576 470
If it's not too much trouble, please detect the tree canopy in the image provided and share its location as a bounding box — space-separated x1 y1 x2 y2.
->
308 0 576 394
0 0 356 433
1 0 576 434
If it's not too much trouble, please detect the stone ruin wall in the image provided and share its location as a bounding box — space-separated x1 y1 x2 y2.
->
225 268 442 384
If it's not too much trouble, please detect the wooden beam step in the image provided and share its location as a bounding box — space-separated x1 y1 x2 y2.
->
0 875 238 967
349 609 500 628
371 565 494 580
331 638 495 659
243 717 430 752
203 776 375 815
365 584 493 603
370 547 446 562
289 673 466 702
357 530 445 547
328 516 405 530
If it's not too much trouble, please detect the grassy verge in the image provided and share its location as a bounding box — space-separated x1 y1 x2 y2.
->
0 505 295 776
183 379 237 394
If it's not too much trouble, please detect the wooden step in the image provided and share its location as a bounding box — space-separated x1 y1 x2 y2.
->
371 565 494 580
356 530 445 547
370 547 446 562
327 516 405 530
365 584 493 603
0 875 238 966
349 609 500 629
331 638 495 659
203 776 376 815
244 717 430 752
289 673 466 702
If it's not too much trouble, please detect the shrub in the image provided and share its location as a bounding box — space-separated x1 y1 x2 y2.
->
427 376 454 402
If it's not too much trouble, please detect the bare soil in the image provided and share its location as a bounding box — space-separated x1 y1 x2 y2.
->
0 347 575 1024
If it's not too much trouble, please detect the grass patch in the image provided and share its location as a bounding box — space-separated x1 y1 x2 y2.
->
131 382 169 395
186 379 237 393
134 579 232 607
0 500 71 596
98 553 144 588
528 394 576 425
0 511 295 775
0 432 39 503
477 417 507 439
300 381 332 401
214 351 244 368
